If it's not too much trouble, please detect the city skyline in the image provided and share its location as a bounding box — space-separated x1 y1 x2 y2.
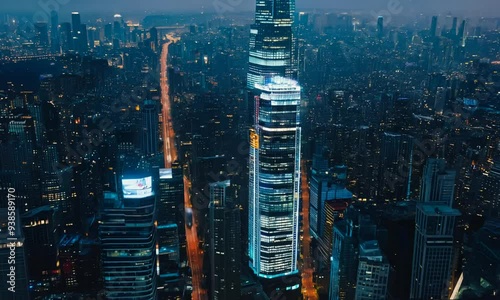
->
0 1 499 299
3 0 500 16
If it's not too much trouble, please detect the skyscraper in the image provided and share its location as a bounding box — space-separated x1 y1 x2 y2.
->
50 10 59 52
410 202 460 300
379 132 414 201
247 0 296 90
141 100 159 156
209 180 241 300
71 12 81 51
355 241 390 300
248 76 301 279
430 16 438 37
71 12 81 37
377 16 384 39
100 173 157 300
479 157 500 217
420 158 456 206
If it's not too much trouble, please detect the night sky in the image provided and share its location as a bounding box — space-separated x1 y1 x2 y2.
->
1 0 499 16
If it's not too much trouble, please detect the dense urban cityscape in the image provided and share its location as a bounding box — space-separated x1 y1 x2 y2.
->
0 0 499 299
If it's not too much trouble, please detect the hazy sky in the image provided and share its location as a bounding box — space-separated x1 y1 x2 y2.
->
1 0 499 17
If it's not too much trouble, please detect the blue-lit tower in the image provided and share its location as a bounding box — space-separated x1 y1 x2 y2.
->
247 0 296 90
248 77 301 279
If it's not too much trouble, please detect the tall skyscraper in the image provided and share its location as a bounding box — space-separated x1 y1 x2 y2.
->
355 241 390 300
420 158 456 206
209 180 241 300
430 16 438 37
248 76 301 279
141 100 159 156
50 10 59 52
71 12 81 38
379 132 414 201
100 173 157 300
34 22 49 46
377 16 384 39
329 216 359 300
479 157 500 217
247 0 296 90
410 202 460 300
70 12 81 51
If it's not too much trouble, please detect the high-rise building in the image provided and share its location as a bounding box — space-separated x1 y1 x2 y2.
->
209 180 241 300
247 0 296 90
100 173 157 300
355 240 390 300
479 157 500 217
71 12 81 38
34 22 49 46
21 206 58 291
310 163 351 267
377 16 384 39
329 217 359 300
420 158 456 206
379 132 414 201
58 234 81 289
50 11 59 52
248 77 301 279
156 166 184 294
0 209 30 299
141 100 159 156
459 218 500 298
410 202 460 300
430 16 438 37
71 12 81 51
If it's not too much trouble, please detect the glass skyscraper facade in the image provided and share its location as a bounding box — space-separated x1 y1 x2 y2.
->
248 76 301 279
247 0 296 90
99 173 157 300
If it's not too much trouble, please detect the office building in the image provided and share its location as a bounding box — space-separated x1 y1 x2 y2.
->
99 173 157 300
410 202 460 300
379 132 414 201
329 216 359 300
420 158 456 206
377 16 384 39
247 0 296 90
209 180 241 300
355 240 390 300
50 10 59 52
310 163 351 267
479 157 500 217
430 16 438 37
141 100 159 156
248 77 301 279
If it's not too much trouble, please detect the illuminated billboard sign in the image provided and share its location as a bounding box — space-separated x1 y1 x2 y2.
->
159 168 173 179
122 176 153 198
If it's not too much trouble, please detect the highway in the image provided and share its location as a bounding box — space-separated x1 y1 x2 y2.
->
300 160 319 300
160 34 179 169
160 33 207 300
183 175 207 300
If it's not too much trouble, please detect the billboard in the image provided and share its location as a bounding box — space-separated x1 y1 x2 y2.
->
122 176 153 198
159 168 173 179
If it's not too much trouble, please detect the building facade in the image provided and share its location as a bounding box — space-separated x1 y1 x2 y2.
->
410 202 460 299
99 173 157 300
248 77 301 279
